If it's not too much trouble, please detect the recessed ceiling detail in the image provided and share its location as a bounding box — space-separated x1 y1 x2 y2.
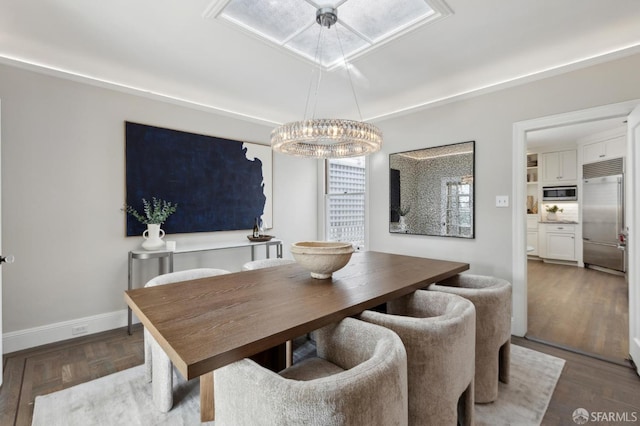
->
204 0 452 69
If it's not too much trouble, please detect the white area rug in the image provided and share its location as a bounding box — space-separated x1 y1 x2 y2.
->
475 344 565 426
32 344 564 426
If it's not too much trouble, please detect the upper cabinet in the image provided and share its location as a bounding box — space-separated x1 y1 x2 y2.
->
582 135 626 164
541 149 577 183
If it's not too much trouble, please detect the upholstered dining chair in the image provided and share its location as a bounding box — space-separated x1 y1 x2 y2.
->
214 317 409 426
241 258 296 270
428 274 512 403
359 290 476 426
144 268 231 412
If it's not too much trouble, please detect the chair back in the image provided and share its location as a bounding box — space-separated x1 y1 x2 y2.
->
241 258 295 271
145 268 230 287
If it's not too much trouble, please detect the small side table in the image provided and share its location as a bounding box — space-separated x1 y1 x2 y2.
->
127 239 283 334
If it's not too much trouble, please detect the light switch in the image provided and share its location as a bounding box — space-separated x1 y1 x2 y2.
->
496 195 509 208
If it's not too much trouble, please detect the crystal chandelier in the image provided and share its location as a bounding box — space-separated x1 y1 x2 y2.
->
270 7 382 159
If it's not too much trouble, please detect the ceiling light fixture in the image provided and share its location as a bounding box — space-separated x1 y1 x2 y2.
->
270 7 382 159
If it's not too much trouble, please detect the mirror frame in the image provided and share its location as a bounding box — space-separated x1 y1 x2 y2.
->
389 141 475 239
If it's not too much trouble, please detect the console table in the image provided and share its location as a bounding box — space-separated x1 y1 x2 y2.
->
127 238 283 334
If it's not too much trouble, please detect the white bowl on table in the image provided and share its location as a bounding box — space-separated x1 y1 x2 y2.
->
291 241 355 279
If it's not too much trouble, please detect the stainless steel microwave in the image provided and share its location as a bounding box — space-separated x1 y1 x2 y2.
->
542 185 577 201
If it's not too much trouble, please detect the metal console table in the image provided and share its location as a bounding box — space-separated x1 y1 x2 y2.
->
127 239 283 334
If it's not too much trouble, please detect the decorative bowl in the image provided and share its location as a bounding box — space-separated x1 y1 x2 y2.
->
247 235 274 242
290 241 355 279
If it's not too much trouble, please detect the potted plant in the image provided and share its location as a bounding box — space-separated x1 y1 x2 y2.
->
126 197 178 250
396 205 410 231
545 205 563 221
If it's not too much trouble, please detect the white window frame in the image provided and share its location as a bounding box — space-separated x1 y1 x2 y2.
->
320 157 368 251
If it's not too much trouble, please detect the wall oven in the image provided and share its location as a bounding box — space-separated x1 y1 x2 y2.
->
542 185 577 201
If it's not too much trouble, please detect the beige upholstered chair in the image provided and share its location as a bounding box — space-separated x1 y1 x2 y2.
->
359 290 476 426
214 317 409 426
144 268 230 412
241 258 295 271
428 274 512 403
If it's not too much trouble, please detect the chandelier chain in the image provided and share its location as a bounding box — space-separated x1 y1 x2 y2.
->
335 23 363 121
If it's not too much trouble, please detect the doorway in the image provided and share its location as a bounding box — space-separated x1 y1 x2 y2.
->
524 118 629 362
511 100 640 371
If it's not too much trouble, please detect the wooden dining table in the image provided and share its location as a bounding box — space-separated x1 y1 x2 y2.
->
125 250 469 421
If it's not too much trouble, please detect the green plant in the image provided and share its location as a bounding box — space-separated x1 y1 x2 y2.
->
126 197 177 225
545 205 564 214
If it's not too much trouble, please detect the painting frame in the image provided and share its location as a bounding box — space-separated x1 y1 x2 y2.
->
125 122 273 236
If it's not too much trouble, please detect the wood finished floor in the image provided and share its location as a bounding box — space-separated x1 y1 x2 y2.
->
527 259 629 362
2 325 638 426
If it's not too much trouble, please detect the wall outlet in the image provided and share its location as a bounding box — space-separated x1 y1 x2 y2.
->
496 195 509 208
71 325 88 336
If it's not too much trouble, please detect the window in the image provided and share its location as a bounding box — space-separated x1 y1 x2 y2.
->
325 157 366 250
441 177 473 237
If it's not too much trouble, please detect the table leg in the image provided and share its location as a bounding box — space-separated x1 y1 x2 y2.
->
200 371 215 422
286 340 293 368
127 252 133 335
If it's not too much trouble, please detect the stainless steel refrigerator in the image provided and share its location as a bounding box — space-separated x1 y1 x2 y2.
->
582 158 625 272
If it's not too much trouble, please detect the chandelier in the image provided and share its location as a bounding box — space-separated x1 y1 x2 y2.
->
270 7 383 159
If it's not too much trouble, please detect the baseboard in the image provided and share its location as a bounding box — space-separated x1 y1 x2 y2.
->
541 258 578 267
2 309 137 354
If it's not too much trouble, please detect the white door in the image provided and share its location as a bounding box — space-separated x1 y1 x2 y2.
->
627 104 640 375
0 100 3 386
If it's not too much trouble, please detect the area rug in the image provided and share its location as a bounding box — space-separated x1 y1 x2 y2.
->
474 344 565 426
32 344 564 426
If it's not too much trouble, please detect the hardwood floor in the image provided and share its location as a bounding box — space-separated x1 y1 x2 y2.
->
513 337 639 425
2 325 638 426
1 327 144 426
527 259 629 362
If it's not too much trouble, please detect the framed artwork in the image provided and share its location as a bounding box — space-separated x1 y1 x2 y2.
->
125 122 272 236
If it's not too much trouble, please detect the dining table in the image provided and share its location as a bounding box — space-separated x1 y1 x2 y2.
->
124 250 469 421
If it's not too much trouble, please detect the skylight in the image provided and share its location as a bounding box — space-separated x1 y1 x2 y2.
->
204 0 452 69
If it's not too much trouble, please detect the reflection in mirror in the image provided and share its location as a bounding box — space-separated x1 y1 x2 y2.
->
389 141 475 238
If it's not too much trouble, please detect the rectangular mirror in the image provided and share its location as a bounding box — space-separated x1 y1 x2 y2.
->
389 141 475 238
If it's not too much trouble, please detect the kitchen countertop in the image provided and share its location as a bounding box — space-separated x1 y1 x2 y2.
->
539 220 579 224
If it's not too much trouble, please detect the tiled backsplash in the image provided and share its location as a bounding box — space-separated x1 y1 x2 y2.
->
541 203 578 222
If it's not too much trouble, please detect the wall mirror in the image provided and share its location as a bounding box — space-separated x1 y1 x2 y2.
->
389 141 475 238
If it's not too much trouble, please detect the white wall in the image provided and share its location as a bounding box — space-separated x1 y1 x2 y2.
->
0 64 318 352
369 52 640 290
4 52 640 352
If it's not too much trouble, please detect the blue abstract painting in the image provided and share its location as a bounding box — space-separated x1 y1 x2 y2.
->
125 122 272 236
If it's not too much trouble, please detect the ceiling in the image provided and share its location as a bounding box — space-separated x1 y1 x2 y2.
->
1 0 640 126
526 117 628 150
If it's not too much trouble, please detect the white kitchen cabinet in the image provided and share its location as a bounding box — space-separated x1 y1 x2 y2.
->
541 224 576 261
526 214 539 255
527 231 539 255
583 135 626 164
541 150 577 182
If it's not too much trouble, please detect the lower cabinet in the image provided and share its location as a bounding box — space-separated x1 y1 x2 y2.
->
527 231 539 255
540 224 576 261
526 214 539 256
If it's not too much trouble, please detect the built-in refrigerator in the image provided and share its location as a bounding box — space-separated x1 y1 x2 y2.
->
582 157 625 272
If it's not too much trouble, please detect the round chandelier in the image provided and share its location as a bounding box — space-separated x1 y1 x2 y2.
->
270 7 383 159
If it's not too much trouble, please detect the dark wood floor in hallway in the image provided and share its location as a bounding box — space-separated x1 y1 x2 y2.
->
527 259 629 362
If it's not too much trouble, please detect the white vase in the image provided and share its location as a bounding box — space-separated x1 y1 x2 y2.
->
399 216 407 231
142 224 166 250
547 212 557 221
